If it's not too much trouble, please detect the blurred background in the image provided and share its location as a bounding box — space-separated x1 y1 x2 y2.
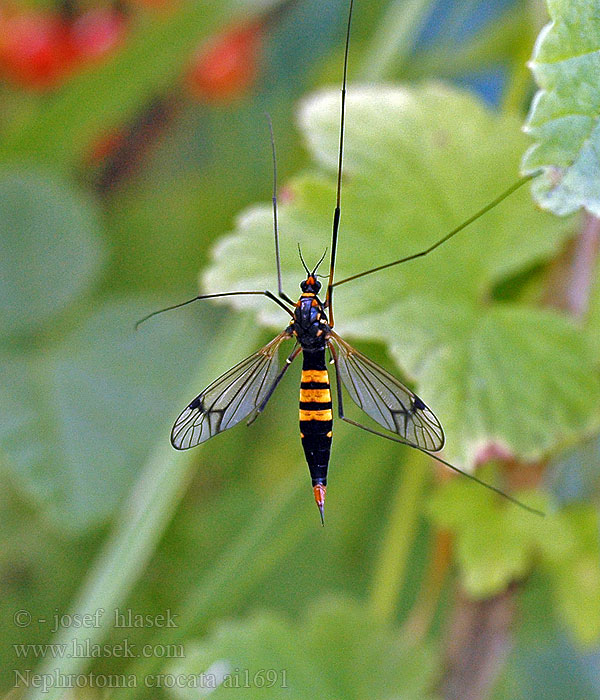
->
1 0 599 699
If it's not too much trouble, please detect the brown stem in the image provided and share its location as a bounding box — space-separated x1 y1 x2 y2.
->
542 212 600 318
94 96 180 196
563 213 600 318
441 584 517 700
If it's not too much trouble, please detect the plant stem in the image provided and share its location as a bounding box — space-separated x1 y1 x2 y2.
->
402 527 452 640
564 213 600 318
500 44 532 115
368 450 429 625
501 0 549 114
357 0 435 81
500 25 534 115
441 584 517 700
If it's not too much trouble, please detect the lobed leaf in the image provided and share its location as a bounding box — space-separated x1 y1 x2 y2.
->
429 479 600 644
522 0 600 216
545 505 600 646
204 84 598 469
429 479 557 597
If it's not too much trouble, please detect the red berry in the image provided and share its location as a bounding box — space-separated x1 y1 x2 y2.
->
0 12 73 90
186 21 263 102
0 7 128 92
69 8 127 63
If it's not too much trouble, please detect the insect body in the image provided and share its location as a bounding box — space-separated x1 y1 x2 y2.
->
140 0 542 521
169 262 445 523
290 270 445 521
294 275 333 522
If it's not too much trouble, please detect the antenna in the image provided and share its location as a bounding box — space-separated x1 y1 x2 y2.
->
298 243 311 275
325 0 354 327
311 248 328 275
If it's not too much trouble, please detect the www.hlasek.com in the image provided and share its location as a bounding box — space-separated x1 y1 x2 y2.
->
14 666 289 693
13 638 184 660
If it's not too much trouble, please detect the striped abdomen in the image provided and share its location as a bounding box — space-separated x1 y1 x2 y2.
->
299 349 332 519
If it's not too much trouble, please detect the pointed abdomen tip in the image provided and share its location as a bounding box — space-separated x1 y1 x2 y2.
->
313 483 326 525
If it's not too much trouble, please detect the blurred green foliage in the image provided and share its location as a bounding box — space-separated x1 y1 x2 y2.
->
167 596 438 699
1 1 599 700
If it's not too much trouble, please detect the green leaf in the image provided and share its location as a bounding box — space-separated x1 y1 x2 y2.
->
392 303 600 466
544 505 600 646
0 296 221 531
302 597 437 700
429 480 600 644
0 169 104 337
204 84 598 469
586 271 600 362
429 478 558 596
522 0 600 216
166 596 437 700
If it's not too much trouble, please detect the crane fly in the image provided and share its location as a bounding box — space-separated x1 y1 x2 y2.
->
138 0 543 523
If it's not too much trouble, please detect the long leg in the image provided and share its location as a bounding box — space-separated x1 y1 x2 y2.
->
332 172 540 290
247 344 301 425
325 0 355 328
328 343 543 516
266 114 295 306
135 290 293 329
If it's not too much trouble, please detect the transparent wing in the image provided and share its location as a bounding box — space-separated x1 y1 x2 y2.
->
171 332 291 450
328 331 444 451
